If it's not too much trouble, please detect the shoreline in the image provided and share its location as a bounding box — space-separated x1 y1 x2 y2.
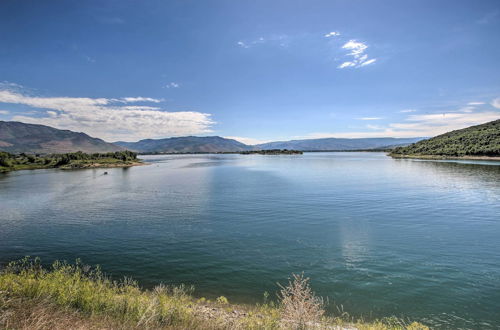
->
59 161 147 170
0 161 146 173
0 258 428 330
389 154 500 161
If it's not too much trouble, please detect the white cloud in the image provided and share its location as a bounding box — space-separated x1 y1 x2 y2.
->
338 61 356 69
359 59 376 66
237 41 249 48
164 82 180 89
0 110 9 115
324 31 340 38
342 40 367 56
302 109 500 139
357 117 382 120
120 97 161 103
0 89 214 141
492 97 500 109
338 39 376 69
468 102 485 105
400 109 416 113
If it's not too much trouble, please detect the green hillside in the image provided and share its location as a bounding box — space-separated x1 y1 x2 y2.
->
390 119 500 157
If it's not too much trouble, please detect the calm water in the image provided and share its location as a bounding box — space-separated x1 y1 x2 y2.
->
1 152 499 329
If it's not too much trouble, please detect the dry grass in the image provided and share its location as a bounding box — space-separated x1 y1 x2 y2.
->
0 258 430 330
0 295 129 330
278 273 324 329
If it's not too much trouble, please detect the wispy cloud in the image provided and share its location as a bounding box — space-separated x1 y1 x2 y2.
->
302 100 500 138
468 102 485 105
324 31 340 38
338 62 355 69
164 82 180 89
236 37 266 49
0 110 9 115
492 97 500 109
120 97 162 103
357 117 382 120
236 35 289 49
400 109 416 113
237 41 249 48
0 87 214 141
337 40 376 69
236 32 379 69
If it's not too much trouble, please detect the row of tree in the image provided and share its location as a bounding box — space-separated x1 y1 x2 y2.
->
0 150 138 169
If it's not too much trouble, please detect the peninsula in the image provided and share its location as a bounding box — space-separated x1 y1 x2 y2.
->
240 149 303 155
0 150 142 173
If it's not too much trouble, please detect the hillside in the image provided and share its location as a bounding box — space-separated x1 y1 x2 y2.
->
256 137 424 151
0 121 124 154
390 119 500 157
115 136 253 153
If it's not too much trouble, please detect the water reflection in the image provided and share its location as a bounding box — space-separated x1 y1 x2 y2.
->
0 152 499 329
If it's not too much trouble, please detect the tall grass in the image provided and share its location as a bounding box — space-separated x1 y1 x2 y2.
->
0 257 197 328
0 257 429 329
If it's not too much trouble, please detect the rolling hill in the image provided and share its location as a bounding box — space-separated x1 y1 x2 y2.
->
390 119 500 157
0 121 124 154
255 137 424 151
115 136 253 153
0 120 434 155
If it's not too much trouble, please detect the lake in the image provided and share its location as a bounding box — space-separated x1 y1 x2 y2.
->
1 152 499 329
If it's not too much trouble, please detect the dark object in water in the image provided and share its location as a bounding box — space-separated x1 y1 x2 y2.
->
103 172 108 175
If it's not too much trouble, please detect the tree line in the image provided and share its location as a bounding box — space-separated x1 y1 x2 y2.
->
0 150 138 170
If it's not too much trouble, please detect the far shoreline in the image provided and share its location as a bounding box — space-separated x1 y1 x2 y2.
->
59 161 147 170
0 161 147 173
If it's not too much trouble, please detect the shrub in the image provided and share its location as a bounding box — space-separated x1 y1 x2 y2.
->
277 273 324 329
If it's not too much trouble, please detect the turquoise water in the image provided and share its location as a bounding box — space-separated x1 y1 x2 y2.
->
1 152 499 328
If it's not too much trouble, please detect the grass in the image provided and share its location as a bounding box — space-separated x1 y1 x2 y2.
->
0 257 429 330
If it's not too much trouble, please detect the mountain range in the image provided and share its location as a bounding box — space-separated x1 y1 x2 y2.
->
115 136 251 153
114 136 423 153
0 120 426 154
255 137 423 151
0 121 123 154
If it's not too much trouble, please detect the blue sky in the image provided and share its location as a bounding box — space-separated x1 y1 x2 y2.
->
0 0 499 143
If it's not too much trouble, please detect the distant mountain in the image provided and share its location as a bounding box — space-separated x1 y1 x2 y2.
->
391 119 500 157
115 136 253 153
0 121 124 154
1 120 431 155
255 137 424 151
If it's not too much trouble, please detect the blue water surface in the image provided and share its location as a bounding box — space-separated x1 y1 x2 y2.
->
1 152 499 329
